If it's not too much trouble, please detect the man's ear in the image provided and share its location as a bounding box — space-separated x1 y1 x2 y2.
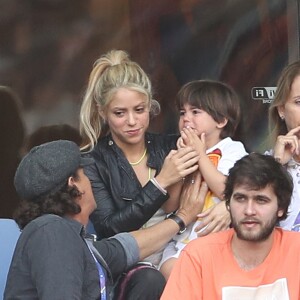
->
217 118 228 129
226 202 230 211
68 176 76 188
277 209 284 218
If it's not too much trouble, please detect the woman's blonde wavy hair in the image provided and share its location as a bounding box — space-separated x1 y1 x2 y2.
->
79 50 160 150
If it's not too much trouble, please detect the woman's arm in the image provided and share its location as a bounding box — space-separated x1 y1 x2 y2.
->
86 147 199 238
132 175 207 260
94 177 207 279
86 161 169 238
162 181 183 213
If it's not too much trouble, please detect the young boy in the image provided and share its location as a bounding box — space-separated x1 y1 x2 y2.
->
160 80 248 279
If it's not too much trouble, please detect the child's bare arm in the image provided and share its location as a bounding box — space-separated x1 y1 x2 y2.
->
197 154 226 199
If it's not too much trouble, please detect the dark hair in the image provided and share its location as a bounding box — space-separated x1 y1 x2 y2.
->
14 173 82 229
25 124 82 152
0 86 25 218
224 153 293 221
176 80 240 139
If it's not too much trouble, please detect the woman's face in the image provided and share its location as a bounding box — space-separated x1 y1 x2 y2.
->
103 88 150 147
278 75 300 132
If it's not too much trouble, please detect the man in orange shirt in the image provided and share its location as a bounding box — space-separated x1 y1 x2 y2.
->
162 153 300 300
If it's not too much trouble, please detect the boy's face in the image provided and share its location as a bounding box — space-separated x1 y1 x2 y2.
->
178 103 224 143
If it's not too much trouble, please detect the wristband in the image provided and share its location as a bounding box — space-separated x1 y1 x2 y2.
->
150 178 167 195
166 213 186 235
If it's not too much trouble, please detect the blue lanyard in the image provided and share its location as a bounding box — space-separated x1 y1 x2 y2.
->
86 241 107 300
94 255 107 300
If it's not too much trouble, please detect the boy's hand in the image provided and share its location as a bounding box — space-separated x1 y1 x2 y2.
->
181 127 206 157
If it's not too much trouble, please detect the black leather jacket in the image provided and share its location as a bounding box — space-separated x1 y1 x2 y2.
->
84 132 177 238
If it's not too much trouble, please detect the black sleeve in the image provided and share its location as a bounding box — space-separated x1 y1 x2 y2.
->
86 160 168 238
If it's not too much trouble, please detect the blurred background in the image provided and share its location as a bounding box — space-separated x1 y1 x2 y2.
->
2 0 299 217
1 0 298 150
0 1 299 210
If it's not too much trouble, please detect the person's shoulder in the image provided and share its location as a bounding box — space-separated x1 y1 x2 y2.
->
274 227 300 256
25 214 81 235
85 135 114 162
93 136 111 153
277 227 300 244
184 229 233 254
29 214 63 227
220 137 245 147
20 215 65 239
218 137 247 154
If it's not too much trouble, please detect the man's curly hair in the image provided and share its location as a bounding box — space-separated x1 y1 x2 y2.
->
14 172 82 229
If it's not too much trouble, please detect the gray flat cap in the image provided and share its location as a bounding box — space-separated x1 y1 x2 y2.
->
14 140 94 200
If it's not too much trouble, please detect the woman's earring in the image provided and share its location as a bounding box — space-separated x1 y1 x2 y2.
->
280 115 285 121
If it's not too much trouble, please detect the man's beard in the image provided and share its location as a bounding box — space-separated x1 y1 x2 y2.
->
231 213 278 242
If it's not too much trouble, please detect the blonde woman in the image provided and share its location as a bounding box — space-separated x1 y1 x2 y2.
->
79 50 200 299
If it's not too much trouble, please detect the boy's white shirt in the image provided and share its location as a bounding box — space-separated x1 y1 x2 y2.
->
172 137 248 251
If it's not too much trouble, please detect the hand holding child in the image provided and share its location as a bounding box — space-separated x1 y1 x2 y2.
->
194 201 231 237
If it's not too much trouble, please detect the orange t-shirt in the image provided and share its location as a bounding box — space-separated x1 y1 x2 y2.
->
161 228 300 300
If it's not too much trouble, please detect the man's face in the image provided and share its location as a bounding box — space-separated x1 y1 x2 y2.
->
229 184 284 242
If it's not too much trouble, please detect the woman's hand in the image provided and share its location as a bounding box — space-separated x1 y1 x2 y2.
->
273 126 300 164
194 201 231 237
155 147 199 188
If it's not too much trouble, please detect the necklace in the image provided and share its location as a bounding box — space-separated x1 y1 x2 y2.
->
129 149 147 166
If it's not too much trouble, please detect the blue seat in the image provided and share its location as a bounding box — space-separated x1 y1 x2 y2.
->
0 219 20 297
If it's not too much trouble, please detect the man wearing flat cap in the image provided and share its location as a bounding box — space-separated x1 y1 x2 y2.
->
4 140 205 300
